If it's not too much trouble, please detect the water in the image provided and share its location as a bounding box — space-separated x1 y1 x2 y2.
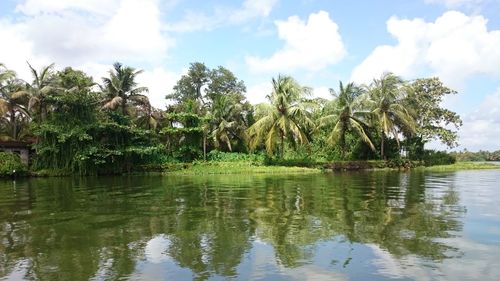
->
1 170 499 281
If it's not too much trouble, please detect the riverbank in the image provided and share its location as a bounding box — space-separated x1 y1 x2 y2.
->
164 161 321 175
164 160 500 175
421 162 500 172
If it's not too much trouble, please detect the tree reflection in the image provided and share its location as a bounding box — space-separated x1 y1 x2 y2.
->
0 171 465 280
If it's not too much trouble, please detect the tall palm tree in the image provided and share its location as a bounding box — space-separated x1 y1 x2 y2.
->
0 78 30 140
26 62 57 122
367 73 416 159
0 65 30 140
101 62 149 115
318 81 375 159
248 75 313 158
209 94 246 152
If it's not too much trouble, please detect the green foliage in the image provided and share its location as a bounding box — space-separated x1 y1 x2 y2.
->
405 78 462 148
318 81 375 159
450 150 500 162
248 75 313 158
206 150 264 163
0 151 28 177
162 110 206 161
0 61 467 175
423 162 500 171
168 161 319 175
421 150 456 166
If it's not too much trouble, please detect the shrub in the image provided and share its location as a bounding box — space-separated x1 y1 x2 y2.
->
422 150 456 166
206 151 265 164
0 152 28 177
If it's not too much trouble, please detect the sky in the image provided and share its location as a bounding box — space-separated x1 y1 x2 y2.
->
1 0 500 151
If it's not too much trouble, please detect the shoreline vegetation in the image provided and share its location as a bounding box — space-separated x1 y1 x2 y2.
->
10 158 499 178
1 61 496 178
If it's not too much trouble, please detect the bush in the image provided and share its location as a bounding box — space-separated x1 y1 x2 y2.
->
422 150 456 166
0 152 28 177
206 151 265 164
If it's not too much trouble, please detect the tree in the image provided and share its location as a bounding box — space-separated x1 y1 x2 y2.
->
318 81 375 159
209 95 247 152
206 66 246 104
166 62 210 106
0 79 30 140
367 73 416 159
248 75 313 158
0 64 31 140
135 100 162 131
26 62 57 122
101 62 149 116
404 77 462 151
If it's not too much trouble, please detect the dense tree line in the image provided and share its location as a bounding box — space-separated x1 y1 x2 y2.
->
450 150 500 162
0 61 462 174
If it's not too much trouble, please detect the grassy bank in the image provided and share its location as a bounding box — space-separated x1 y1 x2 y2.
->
421 162 500 172
164 161 321 175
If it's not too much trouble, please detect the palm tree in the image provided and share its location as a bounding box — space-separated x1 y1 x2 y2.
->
135 100 162 131
248 75 313 158
318 81 375 159
0 79 30 140
0 65 30 140
101 62 149 115
209 94 246 152
367 73 416 159
26 62 57 122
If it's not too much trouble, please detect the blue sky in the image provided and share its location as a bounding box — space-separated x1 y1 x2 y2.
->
1 0 500 150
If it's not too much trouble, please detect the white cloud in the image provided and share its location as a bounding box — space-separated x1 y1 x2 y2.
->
0 0 176 109
15 0 121 16
424 0 484 8
0 20 50 80
165 0 278 32
458 88 500 150
0 0 172 77
351 11 500 88
246 11 346 73
246 81 272 104
137 67 180 109
312 87 332 100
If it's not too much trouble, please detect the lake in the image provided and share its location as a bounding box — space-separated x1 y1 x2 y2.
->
1 170 500 280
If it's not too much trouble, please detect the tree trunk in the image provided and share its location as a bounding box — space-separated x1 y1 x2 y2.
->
203 135 207 161
10 109 16 140
122 97 127 116
280 131 285 159
381 132 385 160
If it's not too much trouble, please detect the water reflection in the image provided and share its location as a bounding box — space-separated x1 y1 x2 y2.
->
0 170 496 280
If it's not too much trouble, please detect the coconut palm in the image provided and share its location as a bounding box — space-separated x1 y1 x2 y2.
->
101 62 149 115
248 75 313 158
135 100 162 131
209 94 246 152
0 65 30 140
0 79 30 140
367 73 416 159
318 81 375 159
26 62 57 122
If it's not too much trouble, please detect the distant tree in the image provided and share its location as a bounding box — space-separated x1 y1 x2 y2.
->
367 73 415 159
318 81 375 159
0 64 30 140
26 62 57 122
404 77 462 152
166 62 210 106
248 75 313 158
101 62 149 116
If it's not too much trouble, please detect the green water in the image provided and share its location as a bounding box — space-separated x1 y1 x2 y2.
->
1 170 499 280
